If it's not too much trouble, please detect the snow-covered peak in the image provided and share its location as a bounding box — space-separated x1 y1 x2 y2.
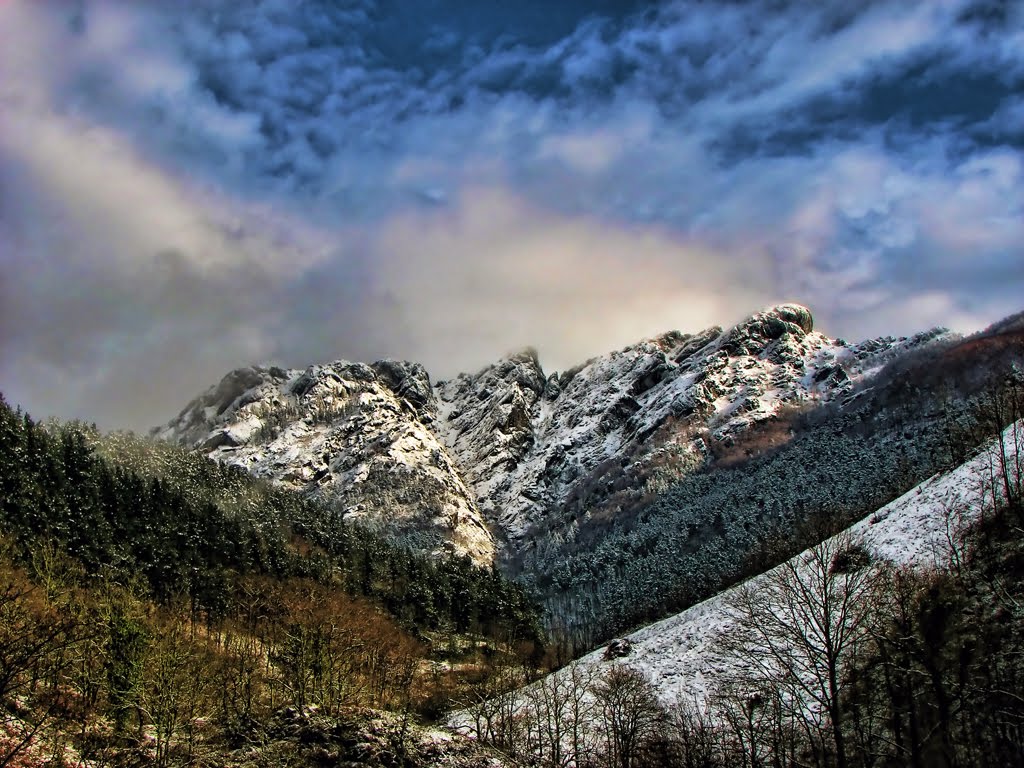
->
155 305 943 565
154 358 494 565
153 364 293 448
432 303 920 548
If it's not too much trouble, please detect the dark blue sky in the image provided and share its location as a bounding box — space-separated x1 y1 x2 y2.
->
1 0 1022 429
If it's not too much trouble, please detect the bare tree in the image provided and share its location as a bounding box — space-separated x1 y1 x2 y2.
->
141 615 214 768
711 680 801 768
521 659 597 768
592 664 664 768
665 695 731 768
459 657 528 757
719 532 884 768
0 541 84 768
972 375 1024 520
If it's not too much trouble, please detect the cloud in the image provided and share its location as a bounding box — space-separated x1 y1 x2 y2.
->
0 23 335 427
0 0 1022 430
361 187 774 374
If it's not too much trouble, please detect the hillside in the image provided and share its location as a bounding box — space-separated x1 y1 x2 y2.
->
0 395 543 766
551 417 1023 705
518 317 1024 647
452 415 1024 767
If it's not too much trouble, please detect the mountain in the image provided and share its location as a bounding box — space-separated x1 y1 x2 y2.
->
154 359 496 564
542 417 1024 707
154 303 941 569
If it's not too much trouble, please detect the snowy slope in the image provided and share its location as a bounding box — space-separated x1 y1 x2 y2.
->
551 419 1023 706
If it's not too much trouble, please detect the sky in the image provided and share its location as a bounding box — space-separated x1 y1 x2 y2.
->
1 0 1022 431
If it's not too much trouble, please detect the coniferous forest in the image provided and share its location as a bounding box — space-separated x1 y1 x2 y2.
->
0 393 543 767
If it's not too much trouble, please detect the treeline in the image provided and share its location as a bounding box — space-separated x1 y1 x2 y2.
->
0 393 542 645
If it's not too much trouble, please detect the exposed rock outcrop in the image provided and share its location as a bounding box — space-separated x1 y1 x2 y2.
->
431 304 894 547
154 361 493 565
155 304 945 565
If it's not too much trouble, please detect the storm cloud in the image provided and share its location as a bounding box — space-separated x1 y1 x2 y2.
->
1 0 1022 430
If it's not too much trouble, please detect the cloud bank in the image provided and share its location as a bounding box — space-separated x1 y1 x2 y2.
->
1 0 1021 429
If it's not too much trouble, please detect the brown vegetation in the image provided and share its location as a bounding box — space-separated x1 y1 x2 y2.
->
0 545 525 768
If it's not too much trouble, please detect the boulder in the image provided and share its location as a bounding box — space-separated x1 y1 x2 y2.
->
371 360 434 413
603 638 633 660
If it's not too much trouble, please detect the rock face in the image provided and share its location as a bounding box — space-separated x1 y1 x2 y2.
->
154 360 494 565
155 304 944 565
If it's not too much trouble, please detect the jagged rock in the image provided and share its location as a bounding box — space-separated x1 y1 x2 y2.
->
673 326 722 365
435 350 548 493
210 367 271 414
603 638 633 660
371 360 434 414
723 303 815 356
154 361 494 565
153 365 286 447
201 430 241 450
156 305 943 566
543 373 563 400
776 303 814 333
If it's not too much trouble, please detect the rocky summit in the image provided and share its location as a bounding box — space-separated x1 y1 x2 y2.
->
154 304 943 566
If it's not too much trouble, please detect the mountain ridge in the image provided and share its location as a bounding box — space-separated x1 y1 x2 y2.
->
154 304 946 567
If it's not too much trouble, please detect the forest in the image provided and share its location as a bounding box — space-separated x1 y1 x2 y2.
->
0 394 542 767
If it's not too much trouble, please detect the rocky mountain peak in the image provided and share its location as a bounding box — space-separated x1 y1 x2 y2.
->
154 358 495 565
503 346 543 368
434 349 548 498
369 359 435 418
154 364 289 447
480 348 548 396
156 304 940 565
773 302 815 333
723 303 815 356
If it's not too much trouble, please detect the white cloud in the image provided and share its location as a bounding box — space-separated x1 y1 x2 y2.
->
366 186 776 374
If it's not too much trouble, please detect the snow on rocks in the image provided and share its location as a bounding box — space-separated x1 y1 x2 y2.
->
435 304 920 550
154 304 940 566
153 360 495 565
